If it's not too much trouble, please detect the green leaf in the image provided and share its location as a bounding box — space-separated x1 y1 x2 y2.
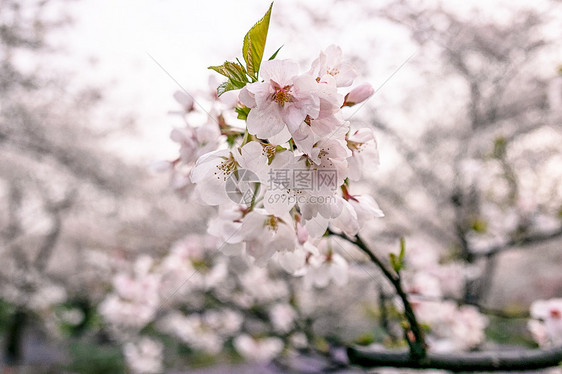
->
390 253 400 273
242 2 273 79
208 61 248 87
226 133 238 147
217 81 238 97
391 238 406 273
268 45 283 60
235 105 251 120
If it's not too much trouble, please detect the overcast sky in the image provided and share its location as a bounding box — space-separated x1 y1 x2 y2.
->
47 0 557 163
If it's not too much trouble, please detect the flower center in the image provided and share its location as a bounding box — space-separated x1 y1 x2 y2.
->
271 84 294 107
266 215 280 232
347 139 366 152
327 67 339 76
262 144 276 158
215 154 238 181
550 309 561 319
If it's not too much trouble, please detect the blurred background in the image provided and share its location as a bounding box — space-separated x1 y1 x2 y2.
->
1 0 561 373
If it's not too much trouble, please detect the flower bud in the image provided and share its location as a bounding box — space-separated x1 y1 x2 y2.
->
343 83 374 107
296 222 308 245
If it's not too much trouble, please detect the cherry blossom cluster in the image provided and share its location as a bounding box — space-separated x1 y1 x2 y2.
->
161 44 383 284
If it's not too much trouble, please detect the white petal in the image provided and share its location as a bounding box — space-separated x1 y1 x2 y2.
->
247 103 286 139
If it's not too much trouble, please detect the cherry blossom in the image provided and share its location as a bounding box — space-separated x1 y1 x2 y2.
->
123 338 164 374
240 59 321 139
309 45 358 87
346 128 379 181
529 298 562 346
234 334 284 363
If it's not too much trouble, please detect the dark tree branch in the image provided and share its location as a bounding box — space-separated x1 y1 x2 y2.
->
347 345 562 372
34 189 75 271
329 230 427 359
410 294 530 319
475 226 562 259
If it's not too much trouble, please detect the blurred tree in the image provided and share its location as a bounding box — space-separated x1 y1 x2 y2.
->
0 0 194 369
370 0 562 307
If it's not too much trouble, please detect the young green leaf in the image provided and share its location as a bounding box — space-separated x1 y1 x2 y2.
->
242 2 273 79
216 81 237 97
268 45 283 60
390 253 401 273
235 105 251 120
208 61 248 87
399 237 406 266
390 238 406 273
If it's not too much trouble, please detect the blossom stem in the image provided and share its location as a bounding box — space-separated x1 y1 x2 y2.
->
241 129 250 146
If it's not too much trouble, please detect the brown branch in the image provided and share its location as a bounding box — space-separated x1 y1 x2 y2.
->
347 345 562 372
329 230 426 359
410 294 530 319
475 226 562 259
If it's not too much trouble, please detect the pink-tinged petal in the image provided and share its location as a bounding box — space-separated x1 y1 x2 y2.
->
268 150 295 169
260 59 300 84
218 88 239 108
352 195 384 220
173 90 194 110
263 189 295 217
282 105 307 134
292 124 317 156
234 141 267 172
194 179 230 205
310 114 341 137
316 192 344 219
246 81 272 107
324 45 343 61
246 102 286 139
196 123 221 144
293 73 318 94
207 213 244 244
331 199 359 237
309 50 327 79
269 223 297 252
303 215 329 237
241 211 267 240
277 249 306 274
170 127 191 143
334 67 358 88
239 86 256 108
348 128 376 143
190 149 230 184
268 126 292 145
347 154 362 181
316 76 344 110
